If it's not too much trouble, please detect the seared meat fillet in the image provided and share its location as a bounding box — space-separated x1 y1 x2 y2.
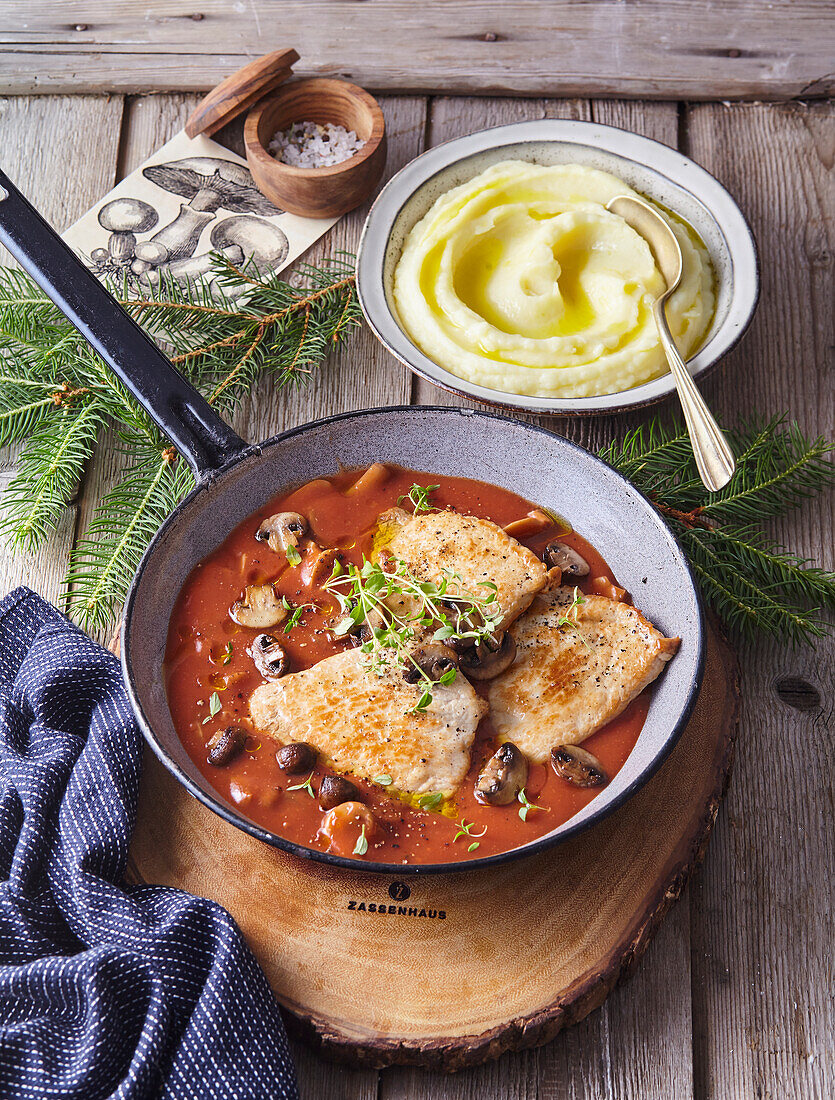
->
382 510 547 630
488 587 680 762
249 648 487 795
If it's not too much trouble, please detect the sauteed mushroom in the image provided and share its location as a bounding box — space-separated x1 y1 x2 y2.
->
403 643 458 684
255 511 307 554
475 742 529 805
543 541 590 578
459 632 516 680
551 744 608 788
503 509 553 540
318 775 361 811
248 633 289 678
304 546 341 588
229 584 288 629
276 741 316 774
206 725 246 767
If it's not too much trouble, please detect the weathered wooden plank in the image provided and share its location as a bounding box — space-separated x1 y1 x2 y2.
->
1 1 833 101
384 94 696 1100
684 100 835 1100
0 94 124 607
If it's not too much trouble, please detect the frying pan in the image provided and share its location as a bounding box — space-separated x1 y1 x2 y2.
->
0 168 705 875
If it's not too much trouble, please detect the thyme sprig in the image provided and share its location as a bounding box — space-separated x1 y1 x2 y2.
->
323 555 503 711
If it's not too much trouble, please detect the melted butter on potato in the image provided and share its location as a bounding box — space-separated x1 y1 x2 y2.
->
393 161 715 399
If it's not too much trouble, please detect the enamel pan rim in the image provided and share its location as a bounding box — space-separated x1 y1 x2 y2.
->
356 118 760 416
122 405 706 877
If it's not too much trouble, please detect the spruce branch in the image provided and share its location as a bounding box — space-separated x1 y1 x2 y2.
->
0 255 360 630
602 416 835 646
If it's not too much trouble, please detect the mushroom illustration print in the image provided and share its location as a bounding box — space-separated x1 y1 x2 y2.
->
86 156 286 294
139 157 279 264
137 216 289 289
91 198 159 273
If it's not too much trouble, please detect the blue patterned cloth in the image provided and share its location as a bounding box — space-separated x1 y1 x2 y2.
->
0 588 299 1100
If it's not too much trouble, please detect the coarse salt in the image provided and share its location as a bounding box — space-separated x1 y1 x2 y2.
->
268 121 366 168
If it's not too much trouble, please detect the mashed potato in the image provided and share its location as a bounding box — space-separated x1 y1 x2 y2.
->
392 161 715 399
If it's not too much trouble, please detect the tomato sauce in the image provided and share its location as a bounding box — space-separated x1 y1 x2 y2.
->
164 465 649 865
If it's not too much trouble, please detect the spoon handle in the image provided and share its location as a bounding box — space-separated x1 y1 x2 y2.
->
653 299 735 492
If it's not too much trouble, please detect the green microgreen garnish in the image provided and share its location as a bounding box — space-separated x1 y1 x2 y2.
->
556 585 586 629
397 483 439 514
287 771 316 798
353 825 369 856
372 774 393 786
453 818 487 844
517 787 546 822
285 543 302 566
468 842 480 852
221 642 233 665
202 691 222 724
280 596 313 633
418 792 444 812
323 556 502 713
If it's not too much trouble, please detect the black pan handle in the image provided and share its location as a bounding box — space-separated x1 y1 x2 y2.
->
0 168 248 481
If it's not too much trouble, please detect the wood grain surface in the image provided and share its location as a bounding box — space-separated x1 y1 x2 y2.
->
0 83 832 1098
128 622 738 1069
2 2 834 100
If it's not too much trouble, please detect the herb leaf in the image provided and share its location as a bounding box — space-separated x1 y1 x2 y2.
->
372 774 393 786
418 792 444 812
287 770 316 798
517 787 546 822
285 543 301 566
353 825 368 856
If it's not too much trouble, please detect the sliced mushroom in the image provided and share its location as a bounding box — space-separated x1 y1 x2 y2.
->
229 584 288 629
403 643 458 684
551 744 608 788
206 725 246 767
248 633 290 678
345 605 386 646
376 506 410 530
276 742 317 775
347 462 390 495
459 632 517 680
255 511 307 554
503 509 554 540
304 546 341 588
318 775 362 811
475 742 529 805
543 541 590 578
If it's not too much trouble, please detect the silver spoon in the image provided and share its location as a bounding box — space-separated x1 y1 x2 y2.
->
606 195 735 491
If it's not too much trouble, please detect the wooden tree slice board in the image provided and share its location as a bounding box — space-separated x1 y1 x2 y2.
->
127 620 738 1071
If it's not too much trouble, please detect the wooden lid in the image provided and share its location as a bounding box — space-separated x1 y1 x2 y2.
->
185 48 300 139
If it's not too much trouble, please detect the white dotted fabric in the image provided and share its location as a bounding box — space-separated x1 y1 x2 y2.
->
0 588 299 1099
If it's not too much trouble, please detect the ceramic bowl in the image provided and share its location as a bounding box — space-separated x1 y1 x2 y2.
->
356 119 759 415
124 406 705 875
245 78 386 218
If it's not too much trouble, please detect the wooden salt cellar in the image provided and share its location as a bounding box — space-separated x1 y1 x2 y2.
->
185 50 386 219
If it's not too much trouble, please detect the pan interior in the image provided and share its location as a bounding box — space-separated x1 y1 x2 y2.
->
123 407 703 871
